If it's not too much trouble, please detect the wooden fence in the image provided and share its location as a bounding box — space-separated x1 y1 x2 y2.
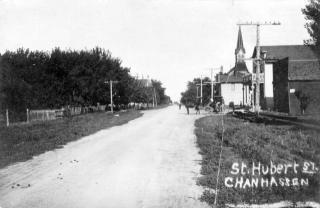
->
28 106 106 123
29 109 63 122
1 103 151 127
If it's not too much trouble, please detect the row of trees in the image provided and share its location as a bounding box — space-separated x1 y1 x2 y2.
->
0 47 170 114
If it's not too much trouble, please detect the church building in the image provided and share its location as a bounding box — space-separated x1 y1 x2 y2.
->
216 27 250 106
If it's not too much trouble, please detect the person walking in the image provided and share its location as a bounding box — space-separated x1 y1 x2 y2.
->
195 104 200 115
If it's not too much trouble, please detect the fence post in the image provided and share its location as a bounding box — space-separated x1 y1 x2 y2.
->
26 108 29 123
6 109 9 127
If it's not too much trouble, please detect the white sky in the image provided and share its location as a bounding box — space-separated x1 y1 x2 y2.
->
0 0 310 101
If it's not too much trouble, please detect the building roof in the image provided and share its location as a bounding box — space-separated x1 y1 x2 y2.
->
289 60 320 80
227 62 249 76
252 45 320 61
235 26 246 55
218 62 249 84
252 45 320 81
217 73 245 83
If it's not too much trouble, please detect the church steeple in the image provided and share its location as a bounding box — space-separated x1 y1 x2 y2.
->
235 26 245 63
226 26 249 76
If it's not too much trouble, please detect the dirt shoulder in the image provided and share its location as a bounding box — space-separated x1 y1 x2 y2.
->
0 110 142 169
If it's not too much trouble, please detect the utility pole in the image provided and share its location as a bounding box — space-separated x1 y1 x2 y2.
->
203 66 223 101
154 88 157 107
152 87 158 108
6 109 9 127
196 76 204 105
200 75 203 105
196 86 200 99
105 80 119 113
237 21 280 113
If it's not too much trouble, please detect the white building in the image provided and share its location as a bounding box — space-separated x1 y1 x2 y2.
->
216 26 250 106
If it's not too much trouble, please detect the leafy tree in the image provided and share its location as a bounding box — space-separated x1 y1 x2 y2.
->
180 80 197 107
302 0 320 47
0 47 170 116
180 77 212 106
151 79 167 104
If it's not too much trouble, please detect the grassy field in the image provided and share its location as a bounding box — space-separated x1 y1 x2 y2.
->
195 114 320 207
0 110 142 169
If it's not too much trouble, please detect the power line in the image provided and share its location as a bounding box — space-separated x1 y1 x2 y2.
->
237 21 281 26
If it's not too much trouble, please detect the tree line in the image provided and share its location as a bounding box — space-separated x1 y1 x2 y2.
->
0 47 170 114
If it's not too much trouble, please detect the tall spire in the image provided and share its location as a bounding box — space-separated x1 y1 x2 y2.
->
235 26 245 55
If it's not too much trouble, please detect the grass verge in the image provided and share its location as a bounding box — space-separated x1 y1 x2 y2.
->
0 110 142 169
195 114 320 207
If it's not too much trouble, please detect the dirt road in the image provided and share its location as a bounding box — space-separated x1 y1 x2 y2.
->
0 106 209 208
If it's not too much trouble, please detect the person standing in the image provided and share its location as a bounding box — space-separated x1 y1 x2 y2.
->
185 105 189 115
195 104 200 114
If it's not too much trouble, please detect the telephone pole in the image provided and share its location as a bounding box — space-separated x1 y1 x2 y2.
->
105 80 119 113
200 75 203 105
237 21 280 113
196 86 200 99
195 76 204 105
203 66 223 101
153 87 158 107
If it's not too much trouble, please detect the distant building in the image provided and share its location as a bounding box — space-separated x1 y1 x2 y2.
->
250 45 320 115
216 26 250 106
